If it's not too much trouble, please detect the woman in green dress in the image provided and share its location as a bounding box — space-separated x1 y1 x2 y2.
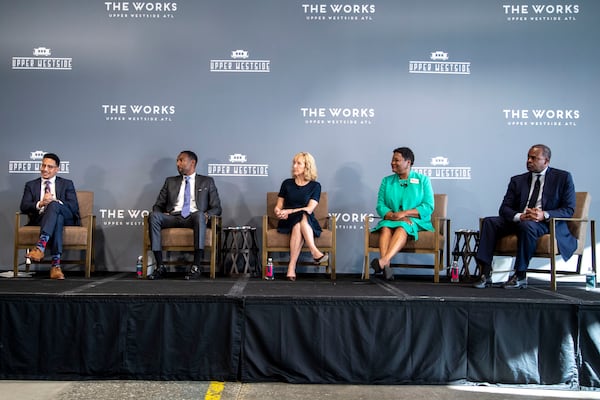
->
371 147 434 280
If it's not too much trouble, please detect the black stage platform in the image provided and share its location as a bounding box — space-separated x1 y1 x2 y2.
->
1 271 599 390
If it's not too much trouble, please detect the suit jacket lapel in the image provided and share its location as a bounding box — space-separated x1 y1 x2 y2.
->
194 174 202 208
541 167 553 210
520 173 532 210
54 177 62 198
35 178 43 202
173 175 183 204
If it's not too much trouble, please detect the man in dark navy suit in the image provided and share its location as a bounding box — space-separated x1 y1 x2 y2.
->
148 150 222 280
474 144 576 289
20 153 80 280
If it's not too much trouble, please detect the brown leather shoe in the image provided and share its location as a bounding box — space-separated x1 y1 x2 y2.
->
26 247 45 262
50 266 65 280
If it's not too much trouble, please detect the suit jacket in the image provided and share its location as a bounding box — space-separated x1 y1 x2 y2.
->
153 174 222 217
499 167 576 260
20 176 80 225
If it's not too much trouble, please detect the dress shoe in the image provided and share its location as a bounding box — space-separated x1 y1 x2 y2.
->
370 258 382 274
50 266 65 280
504 274 527 289
148 265 167 280
383 265 394 281
314 253 329 264
184 265 202 280
26 247 44 262
473 275 492 289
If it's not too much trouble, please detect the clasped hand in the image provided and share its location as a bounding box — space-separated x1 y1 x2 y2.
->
386 211 413 225
522 207 543 222
275 208 289 220
40 192 55 207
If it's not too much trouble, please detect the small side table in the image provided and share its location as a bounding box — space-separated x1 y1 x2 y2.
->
451 230 480 279
221 227 260 276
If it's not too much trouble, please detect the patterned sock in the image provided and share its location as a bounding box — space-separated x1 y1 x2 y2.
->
36 234 50 251
51 255 61 267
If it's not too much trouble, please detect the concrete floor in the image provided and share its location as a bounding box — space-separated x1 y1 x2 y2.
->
2 381 600 400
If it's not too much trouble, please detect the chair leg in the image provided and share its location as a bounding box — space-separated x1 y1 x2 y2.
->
575 255 583 275
591 220 597 274
261 250 268 280
142 250 149 279
210 247 216 279
13 247 19 278
85 249 92 278
330 253 336 281
434 251 440 283
550 255 557 291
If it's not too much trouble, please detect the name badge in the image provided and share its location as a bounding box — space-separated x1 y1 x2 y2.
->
410 178 419 184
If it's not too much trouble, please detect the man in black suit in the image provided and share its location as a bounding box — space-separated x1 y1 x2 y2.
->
148 150 222 280
474 144 576 289
20 153 80 280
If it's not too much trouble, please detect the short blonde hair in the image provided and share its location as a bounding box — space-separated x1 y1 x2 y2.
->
291 152 318 181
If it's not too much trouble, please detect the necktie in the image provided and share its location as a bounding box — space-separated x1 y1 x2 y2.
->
44 180 51 194
181 176 191 218
527 174 541 209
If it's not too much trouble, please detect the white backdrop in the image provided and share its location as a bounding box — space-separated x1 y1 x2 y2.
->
1 0 597 274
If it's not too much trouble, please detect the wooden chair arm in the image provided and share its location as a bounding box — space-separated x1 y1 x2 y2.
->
550 217 589 223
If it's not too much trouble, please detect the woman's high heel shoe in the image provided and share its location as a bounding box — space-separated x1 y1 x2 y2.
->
314 253 329 264
370 258 382 274
287 268 296 281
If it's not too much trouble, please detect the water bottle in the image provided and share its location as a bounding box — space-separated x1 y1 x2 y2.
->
265 257 274 280
586 266 596 291
450 261 459 283
136 256 143 279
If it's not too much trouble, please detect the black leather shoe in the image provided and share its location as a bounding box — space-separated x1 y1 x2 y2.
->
185 265 202 280
383 266 394 281
370 258 382 274
148 265 167 280
504 274 527 289
473 275 492 289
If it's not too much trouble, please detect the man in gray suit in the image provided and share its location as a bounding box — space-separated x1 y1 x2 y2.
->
148 150 222 280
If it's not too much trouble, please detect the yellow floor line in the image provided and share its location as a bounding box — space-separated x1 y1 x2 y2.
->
205 381 225 400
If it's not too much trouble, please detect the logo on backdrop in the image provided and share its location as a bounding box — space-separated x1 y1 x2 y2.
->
409 51 471 75
12 47 72 70
102 104 176 122
210 50 271 73
208 153 269 177
329 211 375 230
412 156 472 180
104 1 177 19
300 107 375 125
502 4 579 22
9 150 71 174
301 3 376 21
503 108 579 127
99 208 149 227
